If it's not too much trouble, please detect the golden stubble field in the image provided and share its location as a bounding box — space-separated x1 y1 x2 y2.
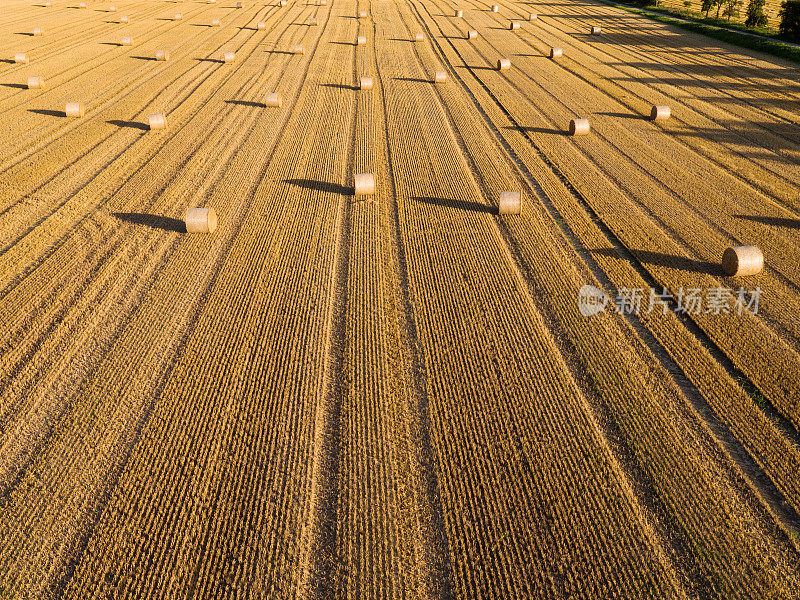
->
1 0 800 597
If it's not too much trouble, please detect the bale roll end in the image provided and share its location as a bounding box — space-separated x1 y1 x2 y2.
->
722 246 763 276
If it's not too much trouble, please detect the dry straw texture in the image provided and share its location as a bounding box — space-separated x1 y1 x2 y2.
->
651 105 671 120
569 118 590 135
185 208 217 233
65 102 84 117
265 93 282 107
499 191 522 215
147 113 167 130
354 173 376 195
722 246 764 276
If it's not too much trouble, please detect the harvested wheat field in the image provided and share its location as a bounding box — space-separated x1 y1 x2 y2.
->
1 0 800 597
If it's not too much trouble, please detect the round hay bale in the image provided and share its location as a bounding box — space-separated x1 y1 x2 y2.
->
354 173 375 195
509 20 520 29
280 0 287 5
121 36 133 45
185 208 217 233
591 25 601 34
434 70 447 83
415 32 424 41
293 43 304 54
147 113 167 130
235 1 242 7
467 29 477 39
549 47 562 58
78 1 86 7
357 35 366 45
359 9 367 16
360 76 373 90
308 16 317 25
528 12 537 19
223 51 235 62
569 118 590 136
109 4 116 11
491 4 498 11
44 1 51 6
14 53 29 64
265 92 282 107
257 21 266 29
27 76 44 89
174 13 182 20
120 15 128 23
497 57 511 70
211 17 220 26
455 9 463 16
722 246 763 276
32 27 44 36
65 102 84 117
650 105 670 121
155 49 170 61
320 0 326 4
499 191 521 215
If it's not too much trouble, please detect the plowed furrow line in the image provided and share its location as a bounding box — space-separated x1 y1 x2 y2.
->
299 21 357 600
0 6 303 298
493 3 800 199
0 0 202 67
384 0 704 596
465 0 800 186
520 1 800 143
47 8 345 598
409 0 800 596
0 1 281 179
0 7 320 500
421 0 800 429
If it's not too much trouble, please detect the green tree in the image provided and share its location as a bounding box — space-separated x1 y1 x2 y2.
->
722 0 743 19
745 0 769 26
779 0 800 37
701 0 716 16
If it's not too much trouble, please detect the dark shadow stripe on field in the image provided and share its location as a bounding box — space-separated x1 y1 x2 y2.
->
113 212 185 232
